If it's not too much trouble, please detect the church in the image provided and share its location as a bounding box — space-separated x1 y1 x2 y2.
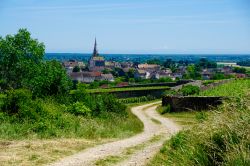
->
88 38 105 71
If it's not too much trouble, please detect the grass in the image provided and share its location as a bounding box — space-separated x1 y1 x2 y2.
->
198 79 250 97
148 79 250 166
0 138 110 166
0 101 144 166
86 86 169 93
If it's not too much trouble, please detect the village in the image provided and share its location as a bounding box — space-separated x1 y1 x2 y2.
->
63 39 248 88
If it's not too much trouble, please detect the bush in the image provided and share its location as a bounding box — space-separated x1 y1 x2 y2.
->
67 102 91 116
180 85 200 96
2 89 32 114
157 104 171 114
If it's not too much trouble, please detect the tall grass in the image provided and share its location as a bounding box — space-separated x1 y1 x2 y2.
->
0 98 143 140
148 79 250 166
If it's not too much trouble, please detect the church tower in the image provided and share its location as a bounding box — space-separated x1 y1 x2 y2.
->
88 38 105 71
92 38 99 57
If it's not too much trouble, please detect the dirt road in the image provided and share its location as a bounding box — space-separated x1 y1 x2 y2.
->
50 102 180 166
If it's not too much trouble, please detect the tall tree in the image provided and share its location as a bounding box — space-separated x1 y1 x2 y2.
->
0 29 45 89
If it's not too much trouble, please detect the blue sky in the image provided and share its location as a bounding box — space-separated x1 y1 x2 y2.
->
0 0 250 54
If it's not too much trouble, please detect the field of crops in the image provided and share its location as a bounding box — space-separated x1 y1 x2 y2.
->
87 86 169 93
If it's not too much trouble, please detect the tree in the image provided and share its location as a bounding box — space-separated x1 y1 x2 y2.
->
147 59 161 65
0 29 72 97
73 66 80 72
233 67 246 74
0 29 45 89
26 60 72 97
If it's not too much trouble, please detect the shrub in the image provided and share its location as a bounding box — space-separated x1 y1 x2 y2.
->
180 85 200 96
158 104 171 114
2 89 32 114
67 102 92 116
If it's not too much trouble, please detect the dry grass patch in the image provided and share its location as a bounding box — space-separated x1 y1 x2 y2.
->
0 138 112 166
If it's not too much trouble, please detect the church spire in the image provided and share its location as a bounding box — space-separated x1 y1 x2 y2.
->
92 38 98 57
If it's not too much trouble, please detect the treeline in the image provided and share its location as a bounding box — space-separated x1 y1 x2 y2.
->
237 60 250 67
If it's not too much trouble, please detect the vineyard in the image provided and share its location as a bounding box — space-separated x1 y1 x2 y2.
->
119 95 156 104
86 86 170 93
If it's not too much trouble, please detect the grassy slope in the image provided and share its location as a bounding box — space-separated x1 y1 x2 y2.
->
148 79 250 166
0 102 143 165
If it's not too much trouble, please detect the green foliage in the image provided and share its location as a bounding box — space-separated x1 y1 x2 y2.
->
237 60 250 67
147 59 161 65
149 79 250 166
26 60 72 97
0 29 143 141
199 79 250 97
0 29 72 97
0 94 142 139
72 66 80 72
0 29 45 89
233 67 246 74
164 90 178 96
198 58 217 68
157 77 173 83
2 89 32 114
157 104 171 115
180 85 200 96
71 83 127 115
212 73 234 80
67 102 91 116
119 95 156 104
183 64 201 79
195 111 208 122
202 80 215 86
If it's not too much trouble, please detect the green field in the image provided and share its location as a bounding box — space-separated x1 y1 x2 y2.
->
149 79 250 166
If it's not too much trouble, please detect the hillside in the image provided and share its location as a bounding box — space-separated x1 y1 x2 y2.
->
148 79 250 165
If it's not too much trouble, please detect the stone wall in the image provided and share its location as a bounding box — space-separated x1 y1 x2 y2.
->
162 96 225 112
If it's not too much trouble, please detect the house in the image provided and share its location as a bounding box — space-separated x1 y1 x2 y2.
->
152 70 172 79
134 69 151 79
171 73 183 79
70 71 102 83
63 60 80 73
121 62 134 68
202 71 212 80
137 64 160 72
100 74 115 82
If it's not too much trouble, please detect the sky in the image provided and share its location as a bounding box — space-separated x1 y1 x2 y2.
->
0 0 250 54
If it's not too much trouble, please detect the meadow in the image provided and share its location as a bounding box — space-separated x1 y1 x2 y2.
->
148 79 250 166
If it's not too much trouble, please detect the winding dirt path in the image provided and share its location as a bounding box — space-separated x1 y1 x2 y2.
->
49 102 181 166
